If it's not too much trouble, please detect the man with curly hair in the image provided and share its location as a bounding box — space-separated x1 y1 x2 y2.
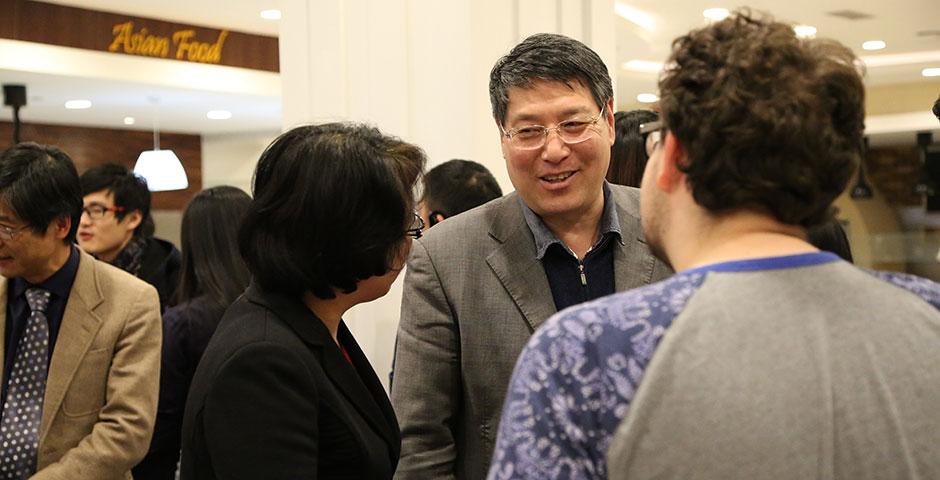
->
489 11 940 480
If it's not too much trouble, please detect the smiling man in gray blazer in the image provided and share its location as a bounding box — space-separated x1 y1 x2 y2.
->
391 33 671 480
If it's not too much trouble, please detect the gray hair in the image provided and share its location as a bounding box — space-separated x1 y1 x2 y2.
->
488 33 613 126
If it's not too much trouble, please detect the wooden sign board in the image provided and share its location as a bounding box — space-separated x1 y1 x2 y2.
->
0 0 278 72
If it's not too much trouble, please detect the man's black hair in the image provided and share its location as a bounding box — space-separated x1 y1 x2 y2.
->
423 159 502 225
0 142 82 243
489 33 613 126
80 163 154 237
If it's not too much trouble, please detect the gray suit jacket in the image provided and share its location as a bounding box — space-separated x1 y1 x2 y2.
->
391 186 672 480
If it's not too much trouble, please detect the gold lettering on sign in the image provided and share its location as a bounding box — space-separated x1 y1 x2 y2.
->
107 21 228 64
108 22 169 57
173 30 228 64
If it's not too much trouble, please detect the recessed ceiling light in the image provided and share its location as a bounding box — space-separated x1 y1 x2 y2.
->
65 99 91 109
637 93 659 103
793 25 817 38
923 67 940 77
622 60 664 73
860 50 940 67
260 9 281 20
614 3 655 32
862 40 886 51
207 110 232 120
123 116 135 125
703 8 729 21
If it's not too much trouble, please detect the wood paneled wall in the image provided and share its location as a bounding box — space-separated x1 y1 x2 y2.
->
0 0 278 72
0 121 201 210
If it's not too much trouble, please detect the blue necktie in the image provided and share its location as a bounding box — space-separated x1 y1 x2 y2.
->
0 288 51 480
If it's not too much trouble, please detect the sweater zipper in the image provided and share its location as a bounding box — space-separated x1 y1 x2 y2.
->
578 262 587 286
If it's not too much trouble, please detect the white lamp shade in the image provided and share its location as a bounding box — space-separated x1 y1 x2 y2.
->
134 150 189 192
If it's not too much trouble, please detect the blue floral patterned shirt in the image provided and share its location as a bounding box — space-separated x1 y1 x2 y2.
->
487 252 940 479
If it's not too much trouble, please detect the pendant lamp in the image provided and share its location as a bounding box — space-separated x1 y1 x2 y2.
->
134 97 188 191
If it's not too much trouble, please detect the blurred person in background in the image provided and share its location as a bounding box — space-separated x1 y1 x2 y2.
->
133 186 252 480
607 109 659 188
180 123 425 479
420 159 503 228
79 164 181 310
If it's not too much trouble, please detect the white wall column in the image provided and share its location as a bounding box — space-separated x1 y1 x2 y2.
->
279 0 615 390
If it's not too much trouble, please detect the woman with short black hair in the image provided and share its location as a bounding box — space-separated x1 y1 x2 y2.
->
179 123 425 480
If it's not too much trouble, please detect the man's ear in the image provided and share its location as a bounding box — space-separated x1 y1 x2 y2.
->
656 132 688 192
52 216 71 241
604 98 616 146
121 210 143 231
496 117 510 160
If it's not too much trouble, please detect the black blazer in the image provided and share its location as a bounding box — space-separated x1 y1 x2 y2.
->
179 284 401 479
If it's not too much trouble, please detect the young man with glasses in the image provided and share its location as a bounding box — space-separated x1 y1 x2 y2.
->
0 142 160 480
491 11 940 479
391 33 671 480
78 164 180 311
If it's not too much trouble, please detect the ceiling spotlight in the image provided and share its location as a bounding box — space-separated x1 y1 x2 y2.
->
862 40 886 51
614 3 655 32
793 25 817 38
65 99 91 109
123 116 135 125
636 93 659 104
260 9 281 20
703 8 729 21
622 60 664 73
207 110 232 120
923 67 940 77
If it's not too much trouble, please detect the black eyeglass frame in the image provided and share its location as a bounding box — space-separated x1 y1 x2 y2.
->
405 211 424 239
82 204 126 220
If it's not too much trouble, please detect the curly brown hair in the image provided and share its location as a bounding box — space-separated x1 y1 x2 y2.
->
658 10 865 227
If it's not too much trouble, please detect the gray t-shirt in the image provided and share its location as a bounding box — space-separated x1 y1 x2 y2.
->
607 257 940 479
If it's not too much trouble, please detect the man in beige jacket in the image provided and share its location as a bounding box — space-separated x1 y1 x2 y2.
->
0 142 160 480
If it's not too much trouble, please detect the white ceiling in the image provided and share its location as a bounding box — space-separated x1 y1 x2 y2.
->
0 68 281 135
1 1 937 137
614 0 940 105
